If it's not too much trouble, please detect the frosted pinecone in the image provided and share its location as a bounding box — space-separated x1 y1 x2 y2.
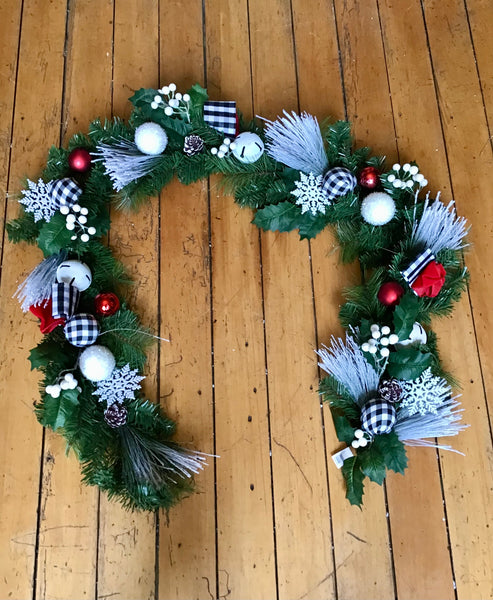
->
104 402 128 428
183 135 205 156
378 379 403 403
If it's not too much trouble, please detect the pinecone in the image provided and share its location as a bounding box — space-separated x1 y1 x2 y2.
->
378 379 403 403
104 402 128 428
183 134 204 156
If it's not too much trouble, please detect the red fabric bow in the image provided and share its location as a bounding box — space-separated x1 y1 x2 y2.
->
30 299 66 333
411 260 446 298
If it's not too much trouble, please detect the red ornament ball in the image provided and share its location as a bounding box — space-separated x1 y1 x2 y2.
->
95 292 120 316
377 282 405 307
68 148 92 173
359 166 380 189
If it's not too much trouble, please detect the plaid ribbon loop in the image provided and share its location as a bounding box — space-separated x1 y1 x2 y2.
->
203 101 237 137
400 248 435 287
51 282 80 319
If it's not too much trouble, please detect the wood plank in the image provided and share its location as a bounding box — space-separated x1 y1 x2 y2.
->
376 2 457 598
418 1 493 597
0 1 68 598
422 0 493 418
249 1 335 598
304 1 397 597
465 0 493 124
34 2 113 598
378 0 492 598
96 2 159 599
0 0 22 248
157 3 217 599
206 1 277 598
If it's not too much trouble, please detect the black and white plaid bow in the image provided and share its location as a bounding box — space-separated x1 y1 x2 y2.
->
401 248 435 286
203 101 237 137
51 282 80 319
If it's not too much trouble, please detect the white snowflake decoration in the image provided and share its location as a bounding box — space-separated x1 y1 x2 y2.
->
19 178 56 222
92 363 145 406
291 172 331 216
398 368 451 416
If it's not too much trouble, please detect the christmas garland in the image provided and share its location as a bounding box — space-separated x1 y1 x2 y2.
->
8 83 469 509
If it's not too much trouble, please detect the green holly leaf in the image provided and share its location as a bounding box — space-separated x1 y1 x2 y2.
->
186 83 209 122
252 202 301 233
129 87 156 108
341 456 365 507
386 346 433 380
29 340 63 370
359 446 386 485
39 388 80 431
298 211 330 240
37 212 74 256
29 338 76 372
393 293 420 340
372 432 408 475
333 415 356 444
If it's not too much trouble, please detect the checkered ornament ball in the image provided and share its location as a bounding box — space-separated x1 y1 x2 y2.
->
64 313 100 347
360 398 396 436
321 167 357 201
51 178 82 211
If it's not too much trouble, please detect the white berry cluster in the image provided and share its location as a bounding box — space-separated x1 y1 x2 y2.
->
61 203 96 243
351 428 371 449
385 163 428 191
151 83 191 122
210 137 237 159
45 372 80 398
361 324 399 359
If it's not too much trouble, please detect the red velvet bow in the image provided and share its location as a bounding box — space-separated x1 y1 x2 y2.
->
29 299 66 333
411 261 446 298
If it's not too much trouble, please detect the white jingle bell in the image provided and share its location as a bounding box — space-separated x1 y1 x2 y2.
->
360 192 396 226
134 122 168 155
231 132 264 164
56 260 92 291
79 345 116 382
395 322 427 349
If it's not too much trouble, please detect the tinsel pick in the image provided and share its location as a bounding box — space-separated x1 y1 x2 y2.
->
14 251 67 312
93 139 163 191
394 397 468 453
411 192 469 254
121 427 210 488
262 110 329 176
317 335 382 405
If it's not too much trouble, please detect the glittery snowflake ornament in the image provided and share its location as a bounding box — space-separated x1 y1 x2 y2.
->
93 363 145 406
19 178 56 222
398 368 451 416
291 172 331 216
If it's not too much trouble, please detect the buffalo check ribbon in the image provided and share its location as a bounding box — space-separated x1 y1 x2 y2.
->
400 248 435 291
203 101 237 137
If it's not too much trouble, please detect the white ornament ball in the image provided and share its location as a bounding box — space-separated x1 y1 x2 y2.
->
395 322 427 349
231 132 264 164
134 122 168 155
79 345 116 382
56 260 92 291
360 192 396 226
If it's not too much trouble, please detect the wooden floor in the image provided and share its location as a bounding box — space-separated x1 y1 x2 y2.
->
1 1 492 599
